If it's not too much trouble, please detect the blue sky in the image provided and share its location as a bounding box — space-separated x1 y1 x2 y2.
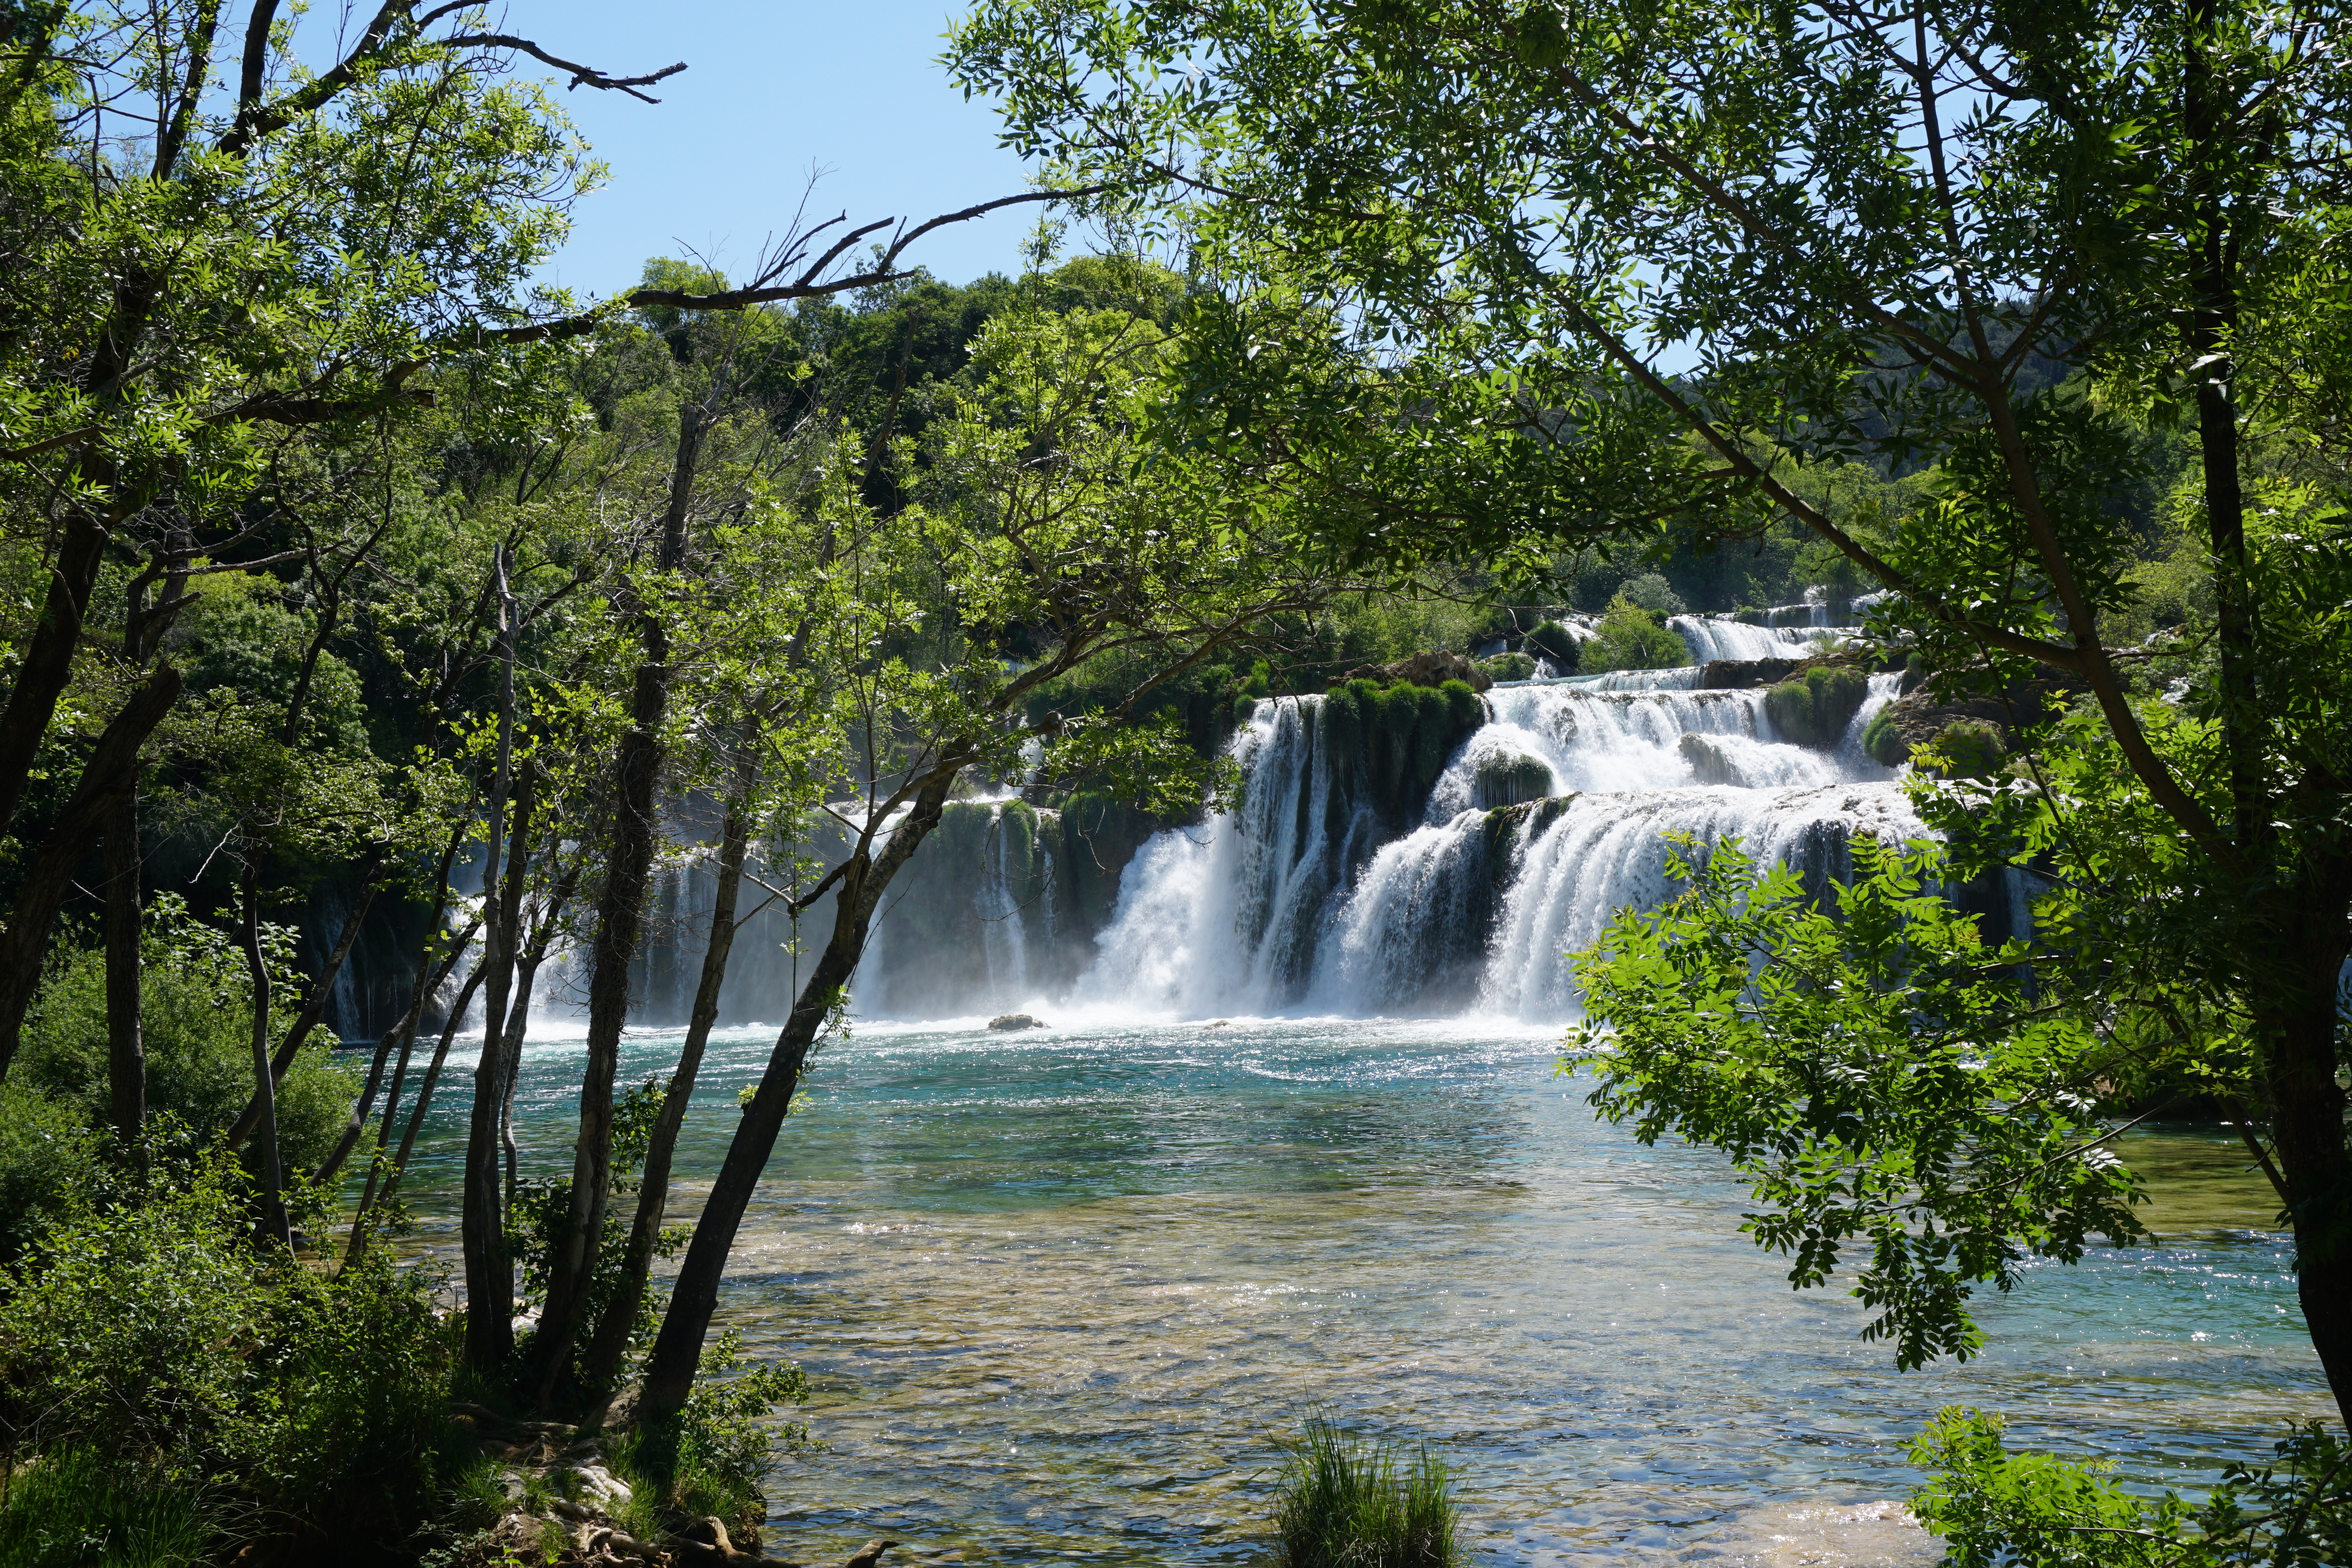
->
523 2 1040 301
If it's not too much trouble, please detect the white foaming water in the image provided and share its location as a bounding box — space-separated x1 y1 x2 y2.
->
1668 614 1835 662
1074 631 1909 1021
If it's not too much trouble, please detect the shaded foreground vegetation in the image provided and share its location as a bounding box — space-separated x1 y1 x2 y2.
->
2 0 2350 1557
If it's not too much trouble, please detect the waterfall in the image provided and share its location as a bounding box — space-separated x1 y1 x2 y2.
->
1067 624 1915 1022
1667 616 1832 663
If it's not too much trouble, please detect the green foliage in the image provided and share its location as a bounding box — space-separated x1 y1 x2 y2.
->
1761 664 1869 748
1478 650 1537 681
1613 572 1685 616
16 897 356 1172
511 1077 684 1385
0 1446 214 1568
1565 835 2142 1368
0 1081 101 1263
1860 707 1909 768
1270 1417 1462 1568
1920 720 2007 779
1524 621 1579 671
1579 595 1691 674
1911 1408 2352 1567
608 1333 811 1539
0 1154 466 1560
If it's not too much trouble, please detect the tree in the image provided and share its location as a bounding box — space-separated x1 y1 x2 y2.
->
948 0 2352 1429
627 290 1355 1423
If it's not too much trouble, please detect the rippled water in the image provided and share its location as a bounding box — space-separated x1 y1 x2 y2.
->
400 1015 2328 1567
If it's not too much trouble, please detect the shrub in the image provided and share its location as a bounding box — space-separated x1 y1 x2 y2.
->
1271 1418 1461 1568
0 1154 466 1562
1762 664 1869 748
1860 707 1909 767
1615 571 1686 616
1524 620 1579 671
1580 595 1692 674
1921 720 2005 778
1911 1407 2352 1567
0 1082 102 1264
17 896 357 1174
608 1333 813 1544
1476 651 1536 682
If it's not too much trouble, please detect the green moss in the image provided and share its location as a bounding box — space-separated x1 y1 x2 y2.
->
1861 707 1908 767
1525 621 1579 670
1927 720 2006 777
1764 664 1869 748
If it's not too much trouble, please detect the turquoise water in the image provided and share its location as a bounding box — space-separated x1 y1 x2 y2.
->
401 1015 2328 1566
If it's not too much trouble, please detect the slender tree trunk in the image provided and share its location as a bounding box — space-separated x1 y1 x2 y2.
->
104 791 144 1142
639 771 956 1422
499 949 545 1208
347 958 489 1263
2264 864 2352 1432
581 756 759 1392
533 405 705 1405
463 550 524 1374
0 666 181 1082
319 831 470 1185
224 864 382 1147
330 913 478 1196
0 512 111 837
241 858 292 1249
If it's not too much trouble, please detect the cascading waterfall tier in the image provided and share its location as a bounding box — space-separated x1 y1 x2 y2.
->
694 615 1990 1026
1074 660 1914 1020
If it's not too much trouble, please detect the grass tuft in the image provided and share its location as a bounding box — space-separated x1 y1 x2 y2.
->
0 1448 215 1568
1271 1417 1462 1568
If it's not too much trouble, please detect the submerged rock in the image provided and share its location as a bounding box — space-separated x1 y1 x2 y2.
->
1472 749 1555 809
1678 732 1741 785
987 1013 1045 1031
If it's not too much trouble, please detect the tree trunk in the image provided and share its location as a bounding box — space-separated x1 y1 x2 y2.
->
0 666 181 1082
223 864 382 1148
462 551 524 1376
638 771 955 1423
499 949 545 1208
2263 865 2352 1433
580 754 759 1392
0 511 111 837
532 404 704 1405
347 958 489 1263
240 858 292 1250
328 913 477 1196
105 791 144 1142
2180 2 2268 860
319 831 470 1186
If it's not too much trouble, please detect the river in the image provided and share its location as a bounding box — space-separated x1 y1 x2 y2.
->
400 1011 2324 1567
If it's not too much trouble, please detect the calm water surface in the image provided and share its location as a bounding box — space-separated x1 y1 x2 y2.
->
400 1016 2327 1567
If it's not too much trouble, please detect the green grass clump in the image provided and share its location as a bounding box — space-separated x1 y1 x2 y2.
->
0 1449 213 1568
1271 1418 1462 1568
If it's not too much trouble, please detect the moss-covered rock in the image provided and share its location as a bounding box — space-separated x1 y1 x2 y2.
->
1678 733 1740 785
1479 651 1538 682
1472 750 1555 808
1525 621 1580 671
1763 664 1869 748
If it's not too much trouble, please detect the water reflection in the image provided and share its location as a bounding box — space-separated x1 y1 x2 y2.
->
400 1018 2328 1567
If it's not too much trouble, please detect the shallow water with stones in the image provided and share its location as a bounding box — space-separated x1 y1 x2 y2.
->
397 1010 2326 1568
